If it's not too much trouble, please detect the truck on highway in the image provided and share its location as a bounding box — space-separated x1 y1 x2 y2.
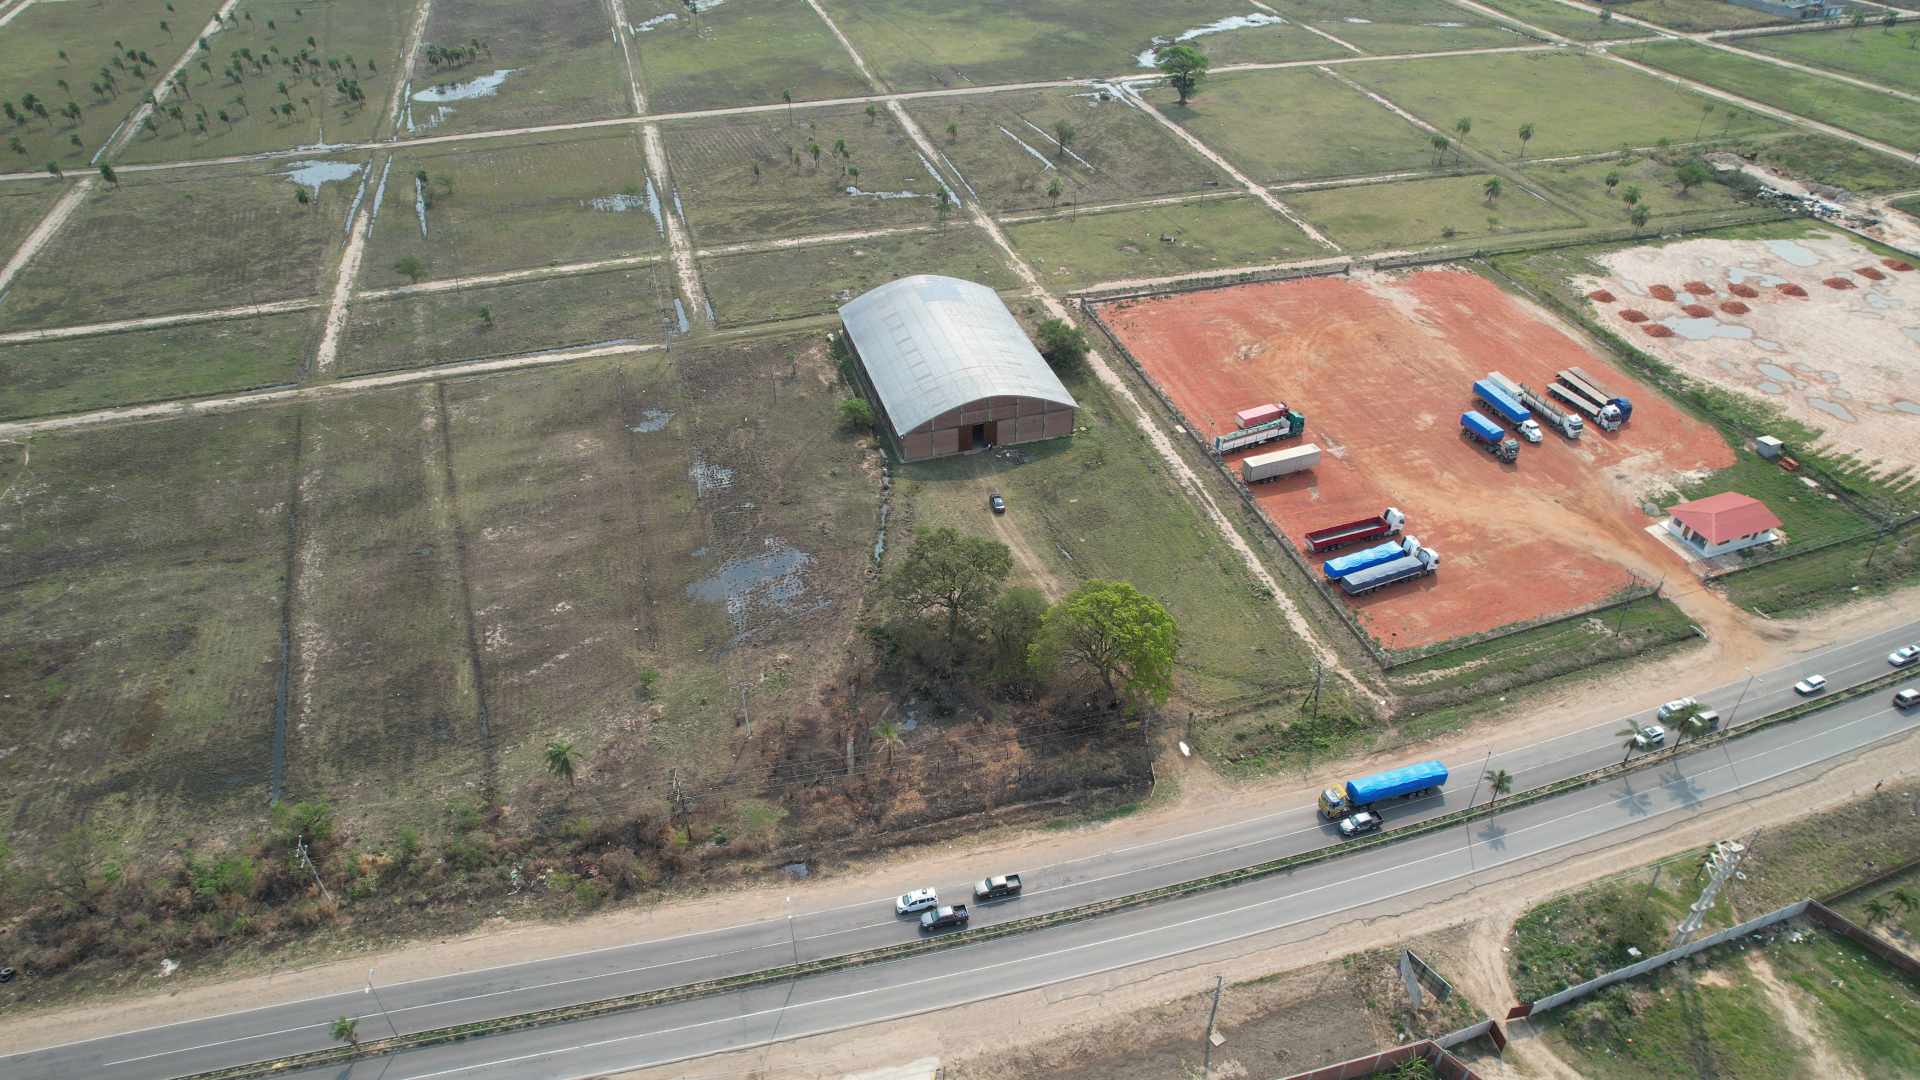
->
1305 507 1406 553
1322 536 1419 582
1461 410 1519 462
1338 543 1439 596
1213 408 1307 456
919 904 969 932
1243 442 1320 483
1472 378 1543 443
1488 371 1582 440
1319 760 1449 819
974 874 1023 901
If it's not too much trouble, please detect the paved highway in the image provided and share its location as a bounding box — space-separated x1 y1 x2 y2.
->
8 620 1919 1079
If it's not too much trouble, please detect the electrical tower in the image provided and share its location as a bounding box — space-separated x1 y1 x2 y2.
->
1671 837 1751 947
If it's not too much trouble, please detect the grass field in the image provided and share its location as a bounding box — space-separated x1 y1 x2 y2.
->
406 0 629 134
662 104 953 245
1740 24 1920 94
1615 0 1786 31
339 266 672 373
1733 131 1920 192
905 87 1228 213
1349 50 1782 161
1617 40 1920 150
701 226 1016 325
1290 172 1582 250
1526 154 1747 221
1152 68 1433 183
1163 19 1352 67
1270 0 1529 54
626 0 871 113
0 0 216 166
1464 0 1653 41
363 130 662 286
1007 196 1318 289
0 310 317 419
818 0 1265 90
0 162 355 330
0 180 64 260
116 0 412 165
0 411 295 858
1662 449 1874 551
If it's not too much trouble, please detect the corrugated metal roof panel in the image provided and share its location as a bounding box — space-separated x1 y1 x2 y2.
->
839 275 1077 435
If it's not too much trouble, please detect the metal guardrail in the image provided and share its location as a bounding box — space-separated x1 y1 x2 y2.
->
174 663 1915 1079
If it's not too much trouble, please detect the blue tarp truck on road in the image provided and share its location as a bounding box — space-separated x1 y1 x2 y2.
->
1318 760 1449 819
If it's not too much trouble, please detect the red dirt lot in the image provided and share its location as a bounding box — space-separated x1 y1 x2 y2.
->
1097 270 1732 650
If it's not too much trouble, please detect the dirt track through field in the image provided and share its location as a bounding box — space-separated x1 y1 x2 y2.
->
0 178 89 299
381 0 435 141
313 150 389 374
640 124 711 327
0 297 320 345
0 0 36 30
100 0 245 162
607 0 647 114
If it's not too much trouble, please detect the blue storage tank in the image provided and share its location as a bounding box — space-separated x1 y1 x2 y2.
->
1460 410 1504 444
1346 760 1448 806
1323 540 1405 581
1472 379 1531 426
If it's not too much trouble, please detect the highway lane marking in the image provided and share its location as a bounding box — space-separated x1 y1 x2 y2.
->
22 620 1918 1067
385 702 1920 1080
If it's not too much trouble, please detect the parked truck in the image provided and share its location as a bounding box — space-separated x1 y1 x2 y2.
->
1322 536 1419 582
1213 408 1307 456
1555 368 1631 427
1547 380 1623 432
1489 371 1582 440
1461 410 1519 462
1565 367 1632 423
1305 507 1406 553
1472 379 1542 443
1338 543 1439 596
1243 442 1320 483
1236 403 1285 429
1318 760 1449 819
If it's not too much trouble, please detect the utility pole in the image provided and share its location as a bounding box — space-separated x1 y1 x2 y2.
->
1201 975 1224 1078
1308 660 1324 721
366 969 400 1039
1724 668 1756 730
1672 837 1752 947
1464 749 1491 870
295 838 332 903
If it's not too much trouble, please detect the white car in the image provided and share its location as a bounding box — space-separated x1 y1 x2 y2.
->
1656 697 1698 722
1793 674 1828 695
1889 645 1920 668
895 888 939 916
1632 723 1667 749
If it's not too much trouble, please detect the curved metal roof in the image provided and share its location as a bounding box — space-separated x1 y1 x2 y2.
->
839 275 1076 435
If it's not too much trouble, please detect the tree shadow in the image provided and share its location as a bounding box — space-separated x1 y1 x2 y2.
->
1477 818 1509 852
1619 777 1655 818
1662 768 1709 809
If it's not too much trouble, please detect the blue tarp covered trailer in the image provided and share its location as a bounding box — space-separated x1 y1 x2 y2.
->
1319 760 1448 818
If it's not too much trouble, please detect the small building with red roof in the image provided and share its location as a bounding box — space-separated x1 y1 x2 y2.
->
1663 492 1782 558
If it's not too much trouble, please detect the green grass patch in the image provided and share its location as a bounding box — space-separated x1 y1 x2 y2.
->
365 130 662 285
1389 593 1694 696
663 104 952 246
625 0 870 113
1768 929 1920 1079
1660 449 1874 551
1894 194 1920 217
1615 0 1786 31
1272 0 1526 54
702 226 1016 325
116 0 412 165
1742 23 1920 95
1151 68 1433 183
1174 22 1352 67
1525 154 1747 222
1617 40 1920 150
1732 131 1920 193
1007 196 1319 290
338 266 673 373
1290 172 1582 251
907 87 1228 214
1349 50 1781 162
1716 525 1920 615
1546 958 1807 1080
406 0 629 134
1465 0 1654 41
0 310 317 419
0 0 216 167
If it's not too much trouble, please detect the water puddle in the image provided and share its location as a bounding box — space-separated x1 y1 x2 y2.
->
589 192 648 212
937 148 980 200
414 173 429 239
1865 290 1901 311
672 297 691 334
685 538 814 632
631 12 677 31
1807 396 1857 422
845 186 929 200
1726 265 1786 287
1659 317 1751 341
414 69 516 103
367 156 394 226
644 177 666 235
1902 326 1920 347
1763 238 1819 267
282 159 363 190
340 164 370 238
689 452 733 495
1892 400 1920 416
873 502 891 563
1019 117 1095 171
1343 16 1373 23
917 152 963 207
671 188 686 223
1756 362 1801 386
999 125 1055 170
1755 381 1784 395
626 408 673 433
1134 13 1287 67
1751 338 1783 352
1425 21 1467 27
702 297 717 324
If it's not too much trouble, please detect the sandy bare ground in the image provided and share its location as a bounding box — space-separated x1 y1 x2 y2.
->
0 0 36 30
311 149 388 374
380 0 434 141
1746 952 1866 1080
1577 234 1920 473
0 177 89 297
99 0 244 162
640 123 712 326
357 256 665 301
607 0 647 114
0 298 320 344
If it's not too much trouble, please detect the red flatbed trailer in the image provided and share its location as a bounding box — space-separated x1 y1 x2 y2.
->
1304 507 1406 553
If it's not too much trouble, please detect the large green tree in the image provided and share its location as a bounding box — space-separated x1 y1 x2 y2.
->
887 526 1013 643
1031 580 1179 708
988 585 1050 688
1155 44 1209 106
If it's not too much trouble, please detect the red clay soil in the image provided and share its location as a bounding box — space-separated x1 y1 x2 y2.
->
1855 266 1886 281
1619 309 1649 322
1885 259 1915 272
1719 301 1750 315
1648 284 1677 301
1728 283 1760 298
1823 277 1856 290
1682 281 1714 296
1681 304 1712 318
1643 324 1675 337
1095 271 1732 650
1778 283 1809 297
1587 289 1616 303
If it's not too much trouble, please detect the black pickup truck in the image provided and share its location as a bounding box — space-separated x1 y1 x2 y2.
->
919 904 970 931
974 874 1023 901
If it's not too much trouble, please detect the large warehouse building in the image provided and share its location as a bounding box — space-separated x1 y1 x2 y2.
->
838 275 1077 461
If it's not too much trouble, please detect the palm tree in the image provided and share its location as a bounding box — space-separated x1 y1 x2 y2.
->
1849 11 1866 36
1604 170 1621 192
1616 724 1643 764
1484 768 1514 806
1892 887 1919 916
1517 122 1534 160
1630 204 1650 230
331 1016 359 1046
1693 103 1714 141
782 88 793 123
1483 176 1502 205
545 739 577 785
1430 133 1449 168
1680 710 1711 744
874 719 904 770
1047 174 1062 205
945 121 958 143
7 136 23 156
98 163 116 184
1864 898 1892 925
45 161 61 179
1053 121 1076 160
1621 184 1642 206
1454 116 1471 144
